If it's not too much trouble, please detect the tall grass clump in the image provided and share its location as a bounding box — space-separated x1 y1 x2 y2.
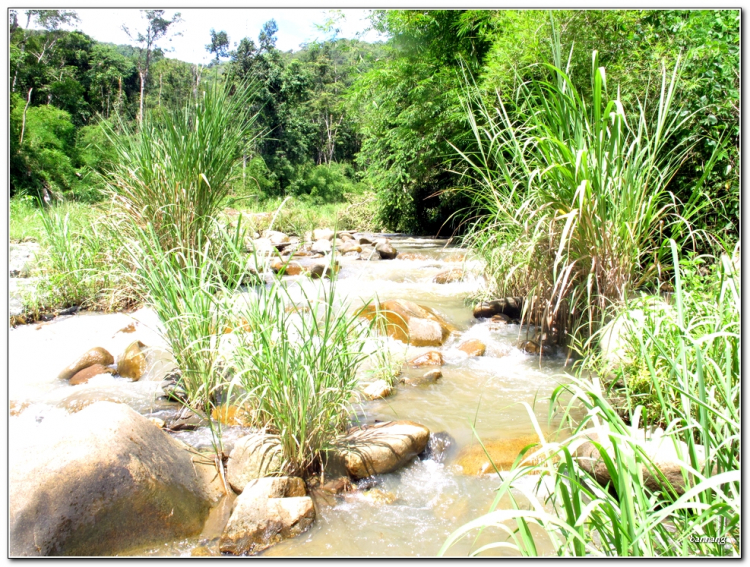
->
104 80 259 259
455 27 701 343
228 268 373 477
440 242 739 557
25 204 138 315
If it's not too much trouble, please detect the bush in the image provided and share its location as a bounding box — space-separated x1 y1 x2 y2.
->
288 161 366 205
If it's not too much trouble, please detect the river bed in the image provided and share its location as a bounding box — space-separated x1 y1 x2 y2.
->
9 235 575 557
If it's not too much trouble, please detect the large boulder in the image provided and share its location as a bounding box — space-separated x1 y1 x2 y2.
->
10 402 220 556
226 434 285 494
358 299 457 347
219 477 314 555
58 347 114 381
331 420 430 479
574 429 705 496
473 297 523 319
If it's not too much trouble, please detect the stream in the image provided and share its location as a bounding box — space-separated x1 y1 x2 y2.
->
9 235 575 557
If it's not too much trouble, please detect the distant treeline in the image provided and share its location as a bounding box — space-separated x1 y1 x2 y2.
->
9 9 739 238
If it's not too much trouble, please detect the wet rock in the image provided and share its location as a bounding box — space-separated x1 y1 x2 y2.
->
58 347 115 381
521 340 554 356
312 228 335 241
574 429 705 496
319 476 352 495
337 240 362 254
442 253 467 263
487 313 512 329
161 371 188 404
308 261 339 279
375 240 398 260
10 402 220 556
409 350 443 367
432 492 470 523
360 488 397 505
211 405 252 427
420 431 455 463
363 380 392 400
226 433 285 494
473 297 523 319
453 435 543 475
433 269 465 284
311 239 333 254
165 407 205 431
358 300 457 347
358 236 373 245
293 250 310 257
339 232 355 242
401 369 442 386
219 477 314 555
69 363 115 386
457 339 486 357
117 340 148 380
332 420 430 479
270 258 303 276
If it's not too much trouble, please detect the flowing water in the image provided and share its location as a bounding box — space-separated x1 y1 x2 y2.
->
9 235 576 557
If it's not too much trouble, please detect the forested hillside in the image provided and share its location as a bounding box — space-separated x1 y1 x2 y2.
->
10 8 739 238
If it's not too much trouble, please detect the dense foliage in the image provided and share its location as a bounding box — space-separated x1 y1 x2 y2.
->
10 9 738 241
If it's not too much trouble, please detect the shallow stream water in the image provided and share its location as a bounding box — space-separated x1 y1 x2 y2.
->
9 235 575 557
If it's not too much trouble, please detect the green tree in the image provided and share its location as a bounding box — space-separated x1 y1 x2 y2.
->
122 9 182 124
206 28 230 63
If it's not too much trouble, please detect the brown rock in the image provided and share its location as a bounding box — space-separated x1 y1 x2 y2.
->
337 241 362 254
457 339 486 357
312 228 335 241
219 477 314 555
117 341 147 380
453 435 544 475
433 269 465 284
574 431 706 496
332 420 430 479
363 380 392 400
58 347 114 381
309 261 339 279
69 364 115 386
9 402 219 556
226 434 285 494
210 405 253 427
473 297 523 319
375 240 398 260
270 258 303 276
358 300 457 347
409 351 443 367
401 369 442 386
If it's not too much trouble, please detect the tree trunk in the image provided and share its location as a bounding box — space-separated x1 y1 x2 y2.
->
19 88 33 146
138 70 145 125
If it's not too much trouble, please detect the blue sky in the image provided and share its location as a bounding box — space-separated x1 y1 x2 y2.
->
31 8 385 64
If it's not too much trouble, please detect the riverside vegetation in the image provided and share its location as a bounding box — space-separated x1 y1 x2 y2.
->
9 9 739 557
